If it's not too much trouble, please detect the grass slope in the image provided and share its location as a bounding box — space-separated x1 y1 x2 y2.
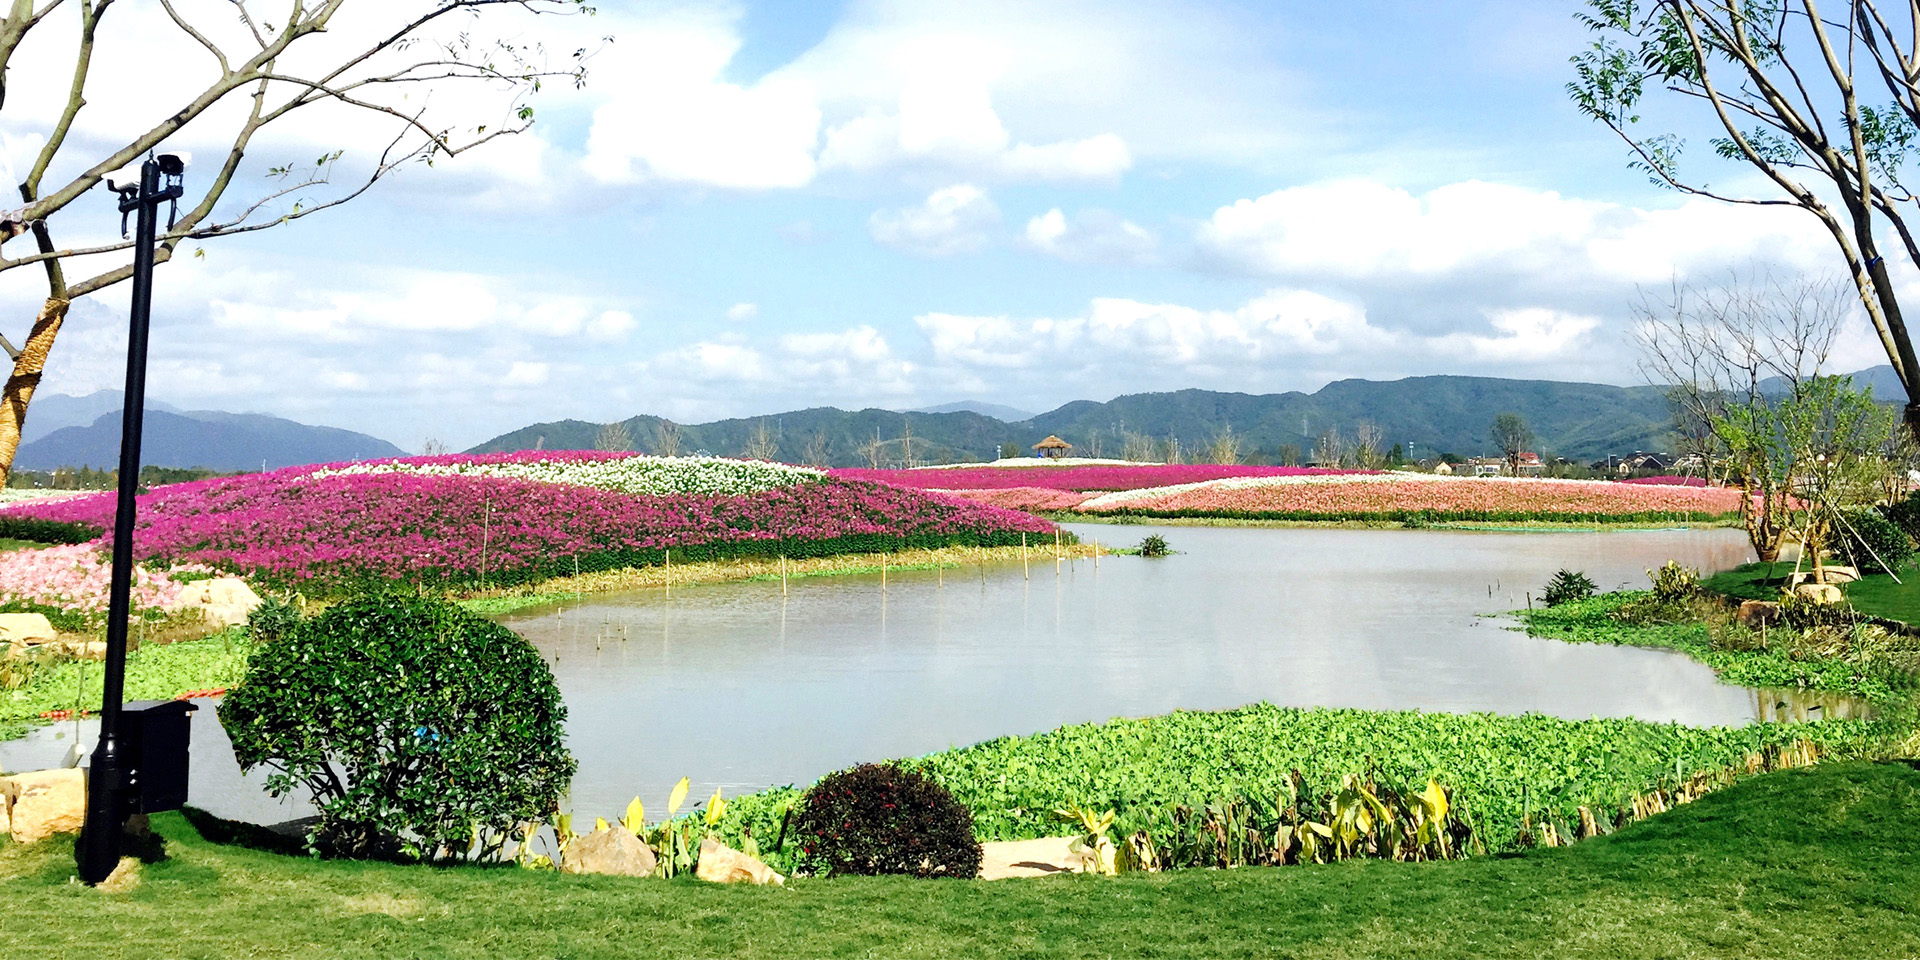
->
2 763 1917 959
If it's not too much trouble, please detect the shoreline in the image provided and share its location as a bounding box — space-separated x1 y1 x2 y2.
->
1044 512 1741 532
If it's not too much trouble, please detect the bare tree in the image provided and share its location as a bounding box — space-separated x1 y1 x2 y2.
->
741 419 779 460
419 437 449 456
860 425 884 468
1277 443 1302 467
1633 271 1849 560
800 431 831 468
593 420 633 453
1569 1 1920 437
1205 422 1244 465
0 1 597 484
652 420 681 458
1121 429 1156 463
1489 413 1533 477
1312 427 1347 468
1352 421 1386 470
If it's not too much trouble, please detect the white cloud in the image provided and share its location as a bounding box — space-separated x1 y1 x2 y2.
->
1197 179 1832 285
1024 208 1157 264
727 302 760 321
588 310 637 342
869 184 1000 257
1428 308 1602 363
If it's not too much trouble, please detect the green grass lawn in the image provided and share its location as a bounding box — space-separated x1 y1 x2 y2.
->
1702 560 1920 624
2 762 1917 959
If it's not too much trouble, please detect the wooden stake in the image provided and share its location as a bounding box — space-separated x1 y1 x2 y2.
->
1021 533 1029 579
665 548 671 599
781 554 788 596
882 553 888 592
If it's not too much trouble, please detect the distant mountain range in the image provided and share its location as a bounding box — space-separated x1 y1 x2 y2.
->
15 392 406 471
469 374 1696 466
911 400 1038 421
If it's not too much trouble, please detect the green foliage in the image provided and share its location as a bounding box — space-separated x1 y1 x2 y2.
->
1542 569 1598 606
1881 490 1920 543
219 595 575 861
0 596 92 633
1137 534 1170 558
791 763 982 878
1838 507 1915 574
0 515 99 545
0 630 255 740
1649 560 1701 601
244 595 302 643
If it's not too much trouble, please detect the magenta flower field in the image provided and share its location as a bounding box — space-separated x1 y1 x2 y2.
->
836 464 1359 492
0 455 1055 591
933 486 1093 512
1076 475 1743 520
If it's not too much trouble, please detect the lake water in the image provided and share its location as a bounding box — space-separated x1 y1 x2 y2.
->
2 524 1850 827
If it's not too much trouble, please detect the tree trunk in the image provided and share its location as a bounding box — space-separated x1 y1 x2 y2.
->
0 296 71 488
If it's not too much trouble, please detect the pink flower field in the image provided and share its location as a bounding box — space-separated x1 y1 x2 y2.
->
0 454 1056 591
934 486 1093 512
836 464 1361 492
1075 475 1744 521
0 543 209 614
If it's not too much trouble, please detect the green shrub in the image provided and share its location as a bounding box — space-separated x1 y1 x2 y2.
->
245 595 303 643
1841 507 1915 573
1883 490 1920 542
219 595 574 861
791 763 982 878
1541 569 1597 606
1137 534 1170 558
1649 560 1701 601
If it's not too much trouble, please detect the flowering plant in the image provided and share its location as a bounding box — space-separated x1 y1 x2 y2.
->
838 463 1364 493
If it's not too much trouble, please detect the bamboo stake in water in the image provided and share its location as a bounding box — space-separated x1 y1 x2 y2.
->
1054 529 1061 575
1022 533 1029 579
882 553 888 592
781 554 788 597
665 548 671 600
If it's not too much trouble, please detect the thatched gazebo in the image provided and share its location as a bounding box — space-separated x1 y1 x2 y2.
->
1032 435 1072 459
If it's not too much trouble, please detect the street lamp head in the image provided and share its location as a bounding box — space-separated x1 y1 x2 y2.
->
103 162 144 195
156 152 188 176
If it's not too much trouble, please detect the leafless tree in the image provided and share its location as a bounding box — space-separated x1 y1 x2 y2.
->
1312 427 1347 468
1205 422 1244 465
800 430 831 468
1121 429 1156 463
419 436 449 456
593 420 632 453
0 1 598 484
1633 271 1849 560
1570 1 1920 437
1352 421 1386 470
741 419 779 460
652 420 681 458
1277 443 1302 467
1489 414 1533 477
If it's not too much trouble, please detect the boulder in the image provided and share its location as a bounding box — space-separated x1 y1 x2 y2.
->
695 837 784 886
52 639 107 660
0 777 11 836
1736 600 1783 629
560 827 658 878
1794 583 1845 605
0 613 57 645
169 577 262 629
1820 565 1862 585
5 768 85 843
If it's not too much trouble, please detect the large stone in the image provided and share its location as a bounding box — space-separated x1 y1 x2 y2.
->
0 613 57 645
1736 600 1783 629
695 837 784 885
5 768 85 843
0 777 10 836
1794 583 1845 605
979 837 1094 880
559 827 658 878
170 577 262 629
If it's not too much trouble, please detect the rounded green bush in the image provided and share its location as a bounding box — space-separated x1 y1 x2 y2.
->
219 594 574 860
791 763 982 878
1845 506 1916 573
1540 569 1597 606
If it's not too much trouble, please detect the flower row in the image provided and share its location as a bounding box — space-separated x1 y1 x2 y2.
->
0 466 1055 590
1075 474 1744 518
307 452 823 497
838 463 1362 493
0 543 210 614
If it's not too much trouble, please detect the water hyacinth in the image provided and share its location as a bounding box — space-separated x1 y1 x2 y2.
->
838 464 1362 493
308 451 823 497
1077 473 1744 519
0 461 1055 590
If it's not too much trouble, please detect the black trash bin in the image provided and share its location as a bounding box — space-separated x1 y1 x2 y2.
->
120 699 198 813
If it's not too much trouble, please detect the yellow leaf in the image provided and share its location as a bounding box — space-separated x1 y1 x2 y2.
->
594 817 609 833
1421 779 1450 823
667 777 691 815
705 787 728 826
622 796 646 834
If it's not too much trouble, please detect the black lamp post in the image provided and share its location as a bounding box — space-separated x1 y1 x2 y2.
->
75 154 186 885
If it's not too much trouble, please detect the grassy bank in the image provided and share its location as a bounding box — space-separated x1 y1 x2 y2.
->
1517 591 1919 705
3 762 1918 959
458 541 1103 617
1703 559 1920 625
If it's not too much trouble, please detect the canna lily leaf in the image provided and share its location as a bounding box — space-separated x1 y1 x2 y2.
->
622 796 646 834
667 777 691 816
705 787 728 826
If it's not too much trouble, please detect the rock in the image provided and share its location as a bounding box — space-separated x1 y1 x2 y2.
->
5 768 85 843
1820 565 1862 585
559 827 658 878
979 837 1094 880
695 837 784 885
1736 600 1783 628
1794 583 1845 605
0 777 11 836
0 613 57 645
169 577 262 629
51 639 107 660
96 856 141 894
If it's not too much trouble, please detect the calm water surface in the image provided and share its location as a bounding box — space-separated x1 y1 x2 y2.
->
3 525 1841 825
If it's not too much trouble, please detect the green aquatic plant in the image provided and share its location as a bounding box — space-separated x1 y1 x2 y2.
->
1137 534 1171 558
1541 569 1597 606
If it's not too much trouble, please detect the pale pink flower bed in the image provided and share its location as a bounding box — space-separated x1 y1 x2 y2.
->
935 487 1091 512
1077 475 1744 519
0 543 210 613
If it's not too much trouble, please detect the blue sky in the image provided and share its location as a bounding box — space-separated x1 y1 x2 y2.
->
0 0 1887 449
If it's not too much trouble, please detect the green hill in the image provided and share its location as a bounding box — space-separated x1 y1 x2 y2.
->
468 375 1679 466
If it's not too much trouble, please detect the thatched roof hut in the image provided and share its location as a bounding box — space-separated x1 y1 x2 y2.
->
1032 435 1073 459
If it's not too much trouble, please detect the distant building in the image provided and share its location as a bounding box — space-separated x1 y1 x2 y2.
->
1432 460 1454 475
1032 435 1073 459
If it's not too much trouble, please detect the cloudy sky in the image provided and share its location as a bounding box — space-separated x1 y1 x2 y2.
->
0 0 1894 449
